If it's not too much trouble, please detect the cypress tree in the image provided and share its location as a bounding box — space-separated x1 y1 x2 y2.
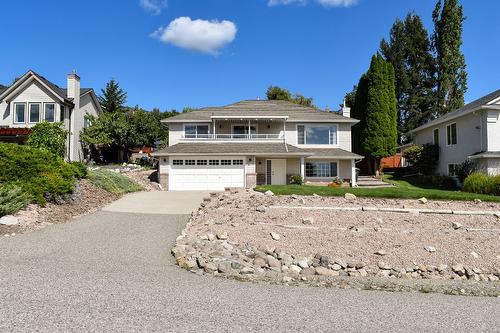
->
432 0 467 115
362 55 398 171
351 75 368 155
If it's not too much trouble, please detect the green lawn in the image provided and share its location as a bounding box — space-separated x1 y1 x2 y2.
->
255 175 500 202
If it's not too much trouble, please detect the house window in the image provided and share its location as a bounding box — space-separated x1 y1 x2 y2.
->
446 123 457 145
232 160 243 165
173 160 183 165
209 160 219 166
29 103 41 123
185 124 209 138
14 103 26 123
185 160 195 165
297 125 338 145
305 162 338 178
232 125 257 138
448 164 458 177
221 160 231 165
44 103 55 122
60 106 65 122
197 160 207 165
433 128 439 146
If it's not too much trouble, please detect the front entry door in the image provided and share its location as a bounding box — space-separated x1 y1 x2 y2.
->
267 159 286 185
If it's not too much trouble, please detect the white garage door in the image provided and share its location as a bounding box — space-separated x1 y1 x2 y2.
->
169 157 245 191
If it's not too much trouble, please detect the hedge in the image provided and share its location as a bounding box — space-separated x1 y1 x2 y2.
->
463 172 500 196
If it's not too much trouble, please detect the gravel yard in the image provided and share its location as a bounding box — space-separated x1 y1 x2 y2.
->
177 189 500 288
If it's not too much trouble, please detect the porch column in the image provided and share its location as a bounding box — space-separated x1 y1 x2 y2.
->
351 159 357 187
300 157 305 179
248 119 251 140
213 119 216 139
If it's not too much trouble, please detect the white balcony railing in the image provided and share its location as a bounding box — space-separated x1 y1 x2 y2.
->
180 133 283 141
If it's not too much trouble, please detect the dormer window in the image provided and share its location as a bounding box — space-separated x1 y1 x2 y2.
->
185 124 209 138
297 124 338 145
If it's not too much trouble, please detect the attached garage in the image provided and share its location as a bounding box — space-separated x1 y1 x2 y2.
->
168 156 245 191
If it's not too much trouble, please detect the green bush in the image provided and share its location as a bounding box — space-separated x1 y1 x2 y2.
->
0 143 85 205
455 160 476 183
27 122 68 157
290 175 303 185
68 161 88 179
88 169 142 195
463 172 500 196
0 185 31 217
403 144 439 174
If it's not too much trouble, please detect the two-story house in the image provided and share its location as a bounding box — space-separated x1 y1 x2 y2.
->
0 70 102 161
409 89 500 176
153 100 363 191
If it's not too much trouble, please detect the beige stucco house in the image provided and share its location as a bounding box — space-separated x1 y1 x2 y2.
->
0 70 102 161
153 100 363 191
409 89 500 176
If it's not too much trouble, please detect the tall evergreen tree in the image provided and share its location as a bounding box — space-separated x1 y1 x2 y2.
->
381 13 436 140
432 0 467 115
351 77 368 156
98 79 127 113
362 55 398 171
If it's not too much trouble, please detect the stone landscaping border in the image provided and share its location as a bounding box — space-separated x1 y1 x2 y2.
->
269 205 500 217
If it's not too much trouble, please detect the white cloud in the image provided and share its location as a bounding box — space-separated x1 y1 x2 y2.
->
140 0 167 15
151 17 237 55
268 0 358 7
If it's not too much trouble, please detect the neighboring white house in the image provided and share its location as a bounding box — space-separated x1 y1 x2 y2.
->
409 89 500 176
0 70 102 161
153 100 363 191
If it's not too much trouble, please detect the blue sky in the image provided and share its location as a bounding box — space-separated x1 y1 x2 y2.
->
0 0 498 111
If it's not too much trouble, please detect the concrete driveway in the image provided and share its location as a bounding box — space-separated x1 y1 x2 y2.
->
0 192 498 332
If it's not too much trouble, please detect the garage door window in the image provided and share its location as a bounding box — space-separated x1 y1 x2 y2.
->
209 160 219 165
232 160 243 165
173 160 183 165
221 160 231 165
185 160 195 165
197 160 207 165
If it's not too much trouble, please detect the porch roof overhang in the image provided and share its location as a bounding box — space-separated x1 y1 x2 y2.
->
210 115 289 120
305 148 364 160
469 151 500 159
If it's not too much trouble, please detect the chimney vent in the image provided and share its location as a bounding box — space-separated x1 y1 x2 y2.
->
325 106 331 112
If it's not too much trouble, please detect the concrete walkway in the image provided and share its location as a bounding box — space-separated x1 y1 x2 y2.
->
0 192 498 332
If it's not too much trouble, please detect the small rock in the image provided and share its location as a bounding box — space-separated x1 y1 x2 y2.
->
437 264 448 272
266 255 281 268
216 232 228 240
315 267 338 276
0 215 19 226
331 264 342 271
256 205 267 213
474 198 482 204
231 261 242 270
300 267 316 276
240 266 254 274
375 218 384 225
253 257 266 268
204 262 218 273
451 264 465 276
291 194 299 199
312 193 319 197
344 193 356 200
299 198 306 205
297 258 309 269
319 256 330 267
207 233 216 241
472 267 482 274
378 262 392 270
302 217 314 225
218 262 232 273
470 251 479 258
374 250 387 256
451 222 462 230
265 190 274 196
270 232 281 241
418 197 428 204
283 276 293 283
177 257 197 270
289 265 302 274
424 246 436 253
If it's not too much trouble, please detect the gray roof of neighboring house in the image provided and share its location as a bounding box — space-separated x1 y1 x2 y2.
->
0 70 96 103
409 89 500 133
153 142 363 160
162 100 358 123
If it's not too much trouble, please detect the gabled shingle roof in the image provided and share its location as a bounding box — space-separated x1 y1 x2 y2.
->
162 100 358 123
409 89 500 133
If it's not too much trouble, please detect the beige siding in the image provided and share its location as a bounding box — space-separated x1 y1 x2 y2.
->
285 122 352 150
168 123 184 145
414 113 483 175
486 110 500 151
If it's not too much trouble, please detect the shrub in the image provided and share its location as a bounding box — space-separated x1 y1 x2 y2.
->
403 144 439 174
27 122 68 157
290 175 303 185
455 159 476 183
68 161 88 179
463 172 500 196
0 185 31 217
0 143 85 205
88 169 142 195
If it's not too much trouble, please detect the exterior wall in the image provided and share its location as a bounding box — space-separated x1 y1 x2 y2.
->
285 122 352 150
413 112 483 176
158 156 170 190
486 158 500 175
486 110 500 151
303 158 353 183
71 92 99 161
0 81 63 128
168 122 186 146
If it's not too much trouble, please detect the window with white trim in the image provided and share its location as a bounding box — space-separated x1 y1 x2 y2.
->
44 103 55 122
185 160 195 165
448 164 458 177
433 128 439 146
173 160 183 165
14 103 26 123
197 160 207 165
297 125 338 145
305 162 338 178
209 160 219 165
232 160 243 165
185 124 209 138
29 103 41 123
446 123 457 145
221 160 231 165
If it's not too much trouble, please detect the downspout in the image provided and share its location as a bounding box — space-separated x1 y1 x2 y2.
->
284 118 288 152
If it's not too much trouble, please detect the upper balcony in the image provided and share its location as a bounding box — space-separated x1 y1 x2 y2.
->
180 133 284 141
